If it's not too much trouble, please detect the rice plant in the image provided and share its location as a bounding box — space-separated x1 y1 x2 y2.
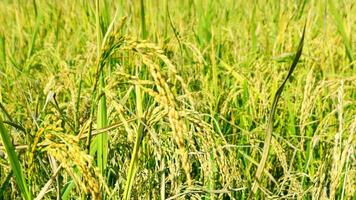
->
0 0 355 199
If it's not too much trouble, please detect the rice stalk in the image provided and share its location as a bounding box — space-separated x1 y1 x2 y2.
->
87 7 125 172
93 0 109 177
0 116 32 200
0 33 5 67
122 118 146 200
328 0 354 65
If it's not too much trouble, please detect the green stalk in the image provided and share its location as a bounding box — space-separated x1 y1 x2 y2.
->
122 31 145 196
87 1 122 175
328 0 354 64
95 0 108 175
123 3 146 193
74 76 82 134
27 15 40 59
123 118 145 200
88 0 108 178
96 72 108 174
0 116 32 200
140 0 147 39
0 34 6 67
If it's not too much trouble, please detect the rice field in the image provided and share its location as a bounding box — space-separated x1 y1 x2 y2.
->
0 0 355 199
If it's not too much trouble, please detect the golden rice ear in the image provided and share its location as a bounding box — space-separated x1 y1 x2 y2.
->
43 132 110 198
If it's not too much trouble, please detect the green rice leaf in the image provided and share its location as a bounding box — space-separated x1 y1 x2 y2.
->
0 116 32 200
251 22 306 195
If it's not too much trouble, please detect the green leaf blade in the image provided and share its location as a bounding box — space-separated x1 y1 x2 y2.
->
0 116 32 200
